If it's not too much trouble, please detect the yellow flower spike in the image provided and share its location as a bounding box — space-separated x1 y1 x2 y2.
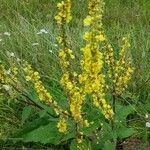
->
84 120 90 127
84 16 94 26
55 0 86 125
105 36 134 96
0 64 19 98
23 63 64 115
83 32 93 41
95 34 105 42
0 65 7 84
55 0 72 25
80 0 114 120
23 63 70 133
57 117 67 133
57 36 63 44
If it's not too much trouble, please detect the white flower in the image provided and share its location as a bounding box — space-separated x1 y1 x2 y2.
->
49 50 53 53
5 69 11 75
37 29 48 34
37 31 42 35
17 58 21 62
146 122 150 128
6 51 15 57
40 29 48 34
32 43 39 46
4 32 11 36
54 44 58 47
10 52 15 57
2 85 10 91
145 114 149 119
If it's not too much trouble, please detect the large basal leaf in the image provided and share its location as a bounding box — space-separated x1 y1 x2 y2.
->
102 140 115 150
18 121 63 144
15 117 75 145
117 127 135 139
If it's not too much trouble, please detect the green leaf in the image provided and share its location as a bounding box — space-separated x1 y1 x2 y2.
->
70 139 77 150
117 127 135 139
70 139 90 150
22 106 32 122
15 117 75 145
103 140 115 150
116 105 135 122
18 121 62 144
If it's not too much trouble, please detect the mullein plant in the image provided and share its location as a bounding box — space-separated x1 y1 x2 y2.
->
54 0 133 141
0 0 134 148
104 36 134 111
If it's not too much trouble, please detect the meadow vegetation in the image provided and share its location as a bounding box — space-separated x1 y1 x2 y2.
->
0 0 150 149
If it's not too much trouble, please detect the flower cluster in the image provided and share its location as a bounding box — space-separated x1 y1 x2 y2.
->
55 0 72 24
104 37 134 96
60 73 85 123
113 37 134 95
55 0 85 125
0 64 19 97
84 0 105 28
0 65 7 87
23 63 68 133
57 117 67 133
79 0 114 120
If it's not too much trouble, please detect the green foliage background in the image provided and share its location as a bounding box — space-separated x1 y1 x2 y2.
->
0 0 150 149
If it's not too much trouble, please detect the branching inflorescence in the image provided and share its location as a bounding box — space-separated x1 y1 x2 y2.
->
0 0 134 146
79 0 114 120
104 36 134 97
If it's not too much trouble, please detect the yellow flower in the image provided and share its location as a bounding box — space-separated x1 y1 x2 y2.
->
84 15 94 26
57 117 67 133
80 0 114 120
55 0 72 24
95 34 105 42
83 32 93 41
84 120 90 127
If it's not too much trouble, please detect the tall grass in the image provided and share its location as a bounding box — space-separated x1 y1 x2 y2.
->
0 0 150 148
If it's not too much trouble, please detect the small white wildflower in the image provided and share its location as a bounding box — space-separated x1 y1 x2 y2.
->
4 32 11 36
49 50 53 53
32 43 39 46
54 44 58 47
146 122 150 128
37 31 42 35
2 85 10 91
17 58 21 62
40 29 48 34
6 51 15 57
37 29 48 34
5 69 11 75
10 52 15 57
145 114 149 119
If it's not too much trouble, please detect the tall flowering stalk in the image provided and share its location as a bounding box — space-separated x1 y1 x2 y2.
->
104 36 134 111
23 63 69 133
0 64 19 97
79 0 114 120
55 0 85 127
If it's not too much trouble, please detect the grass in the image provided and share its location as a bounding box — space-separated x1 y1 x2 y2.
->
0 0 150 149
